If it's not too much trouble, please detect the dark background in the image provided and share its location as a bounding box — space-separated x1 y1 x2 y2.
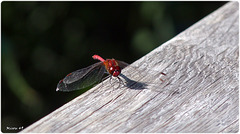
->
2 1 226 133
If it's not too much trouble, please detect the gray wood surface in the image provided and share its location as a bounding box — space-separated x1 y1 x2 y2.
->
21 2 239 133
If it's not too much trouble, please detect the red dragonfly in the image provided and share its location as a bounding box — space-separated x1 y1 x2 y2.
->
56 55 129 92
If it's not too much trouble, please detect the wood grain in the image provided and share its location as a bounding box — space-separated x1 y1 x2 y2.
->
22 2 239 133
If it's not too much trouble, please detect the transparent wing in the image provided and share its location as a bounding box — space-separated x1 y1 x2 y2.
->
57 62 106 92
116 60 129 69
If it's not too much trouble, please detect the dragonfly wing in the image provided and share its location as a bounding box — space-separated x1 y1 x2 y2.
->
57 62 106 92
116 60 129 69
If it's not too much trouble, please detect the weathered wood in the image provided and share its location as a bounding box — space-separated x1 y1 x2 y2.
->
22 2 238 133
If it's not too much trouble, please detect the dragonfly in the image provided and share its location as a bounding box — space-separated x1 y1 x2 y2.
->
56 55 129 92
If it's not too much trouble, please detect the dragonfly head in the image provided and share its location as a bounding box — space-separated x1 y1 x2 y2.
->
109 66 121 77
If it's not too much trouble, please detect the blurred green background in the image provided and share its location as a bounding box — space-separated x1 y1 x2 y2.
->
2 1 226 133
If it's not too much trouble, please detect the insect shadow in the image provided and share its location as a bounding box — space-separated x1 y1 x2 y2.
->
118 74 148 90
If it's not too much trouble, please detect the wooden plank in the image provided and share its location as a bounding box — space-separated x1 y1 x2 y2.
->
21 1 239 133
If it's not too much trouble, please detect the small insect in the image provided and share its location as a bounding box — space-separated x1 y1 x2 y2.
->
56 55 129 92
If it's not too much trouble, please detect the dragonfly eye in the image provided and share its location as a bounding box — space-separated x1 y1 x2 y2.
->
109 66 115 75
113 66 121 77
115 66 120 71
